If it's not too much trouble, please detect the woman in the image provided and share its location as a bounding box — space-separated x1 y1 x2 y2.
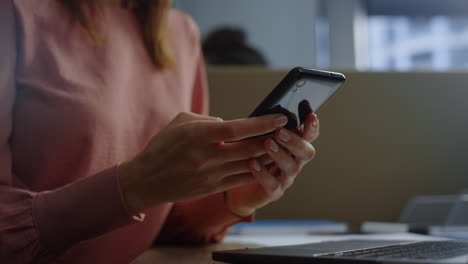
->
0 0 319 263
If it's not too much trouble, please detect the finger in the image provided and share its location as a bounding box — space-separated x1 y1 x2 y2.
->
249 159 280 195
199 114 288 142
172 112 222 125
274 129 316 162
258 154 273 166
302 113 319 142
217 173 255 193
208 160 251 178
267 161 295 189
264 138 301 178
218 137 268 162
268 164 280 177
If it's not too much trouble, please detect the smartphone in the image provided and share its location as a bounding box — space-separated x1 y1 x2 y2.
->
249 67 346 130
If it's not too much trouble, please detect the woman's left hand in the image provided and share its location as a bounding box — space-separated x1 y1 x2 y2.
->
226 113 319 217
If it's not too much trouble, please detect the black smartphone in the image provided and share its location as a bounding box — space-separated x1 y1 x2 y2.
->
249 67 346 130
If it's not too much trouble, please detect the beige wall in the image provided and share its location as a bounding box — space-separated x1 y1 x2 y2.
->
207 68 468 230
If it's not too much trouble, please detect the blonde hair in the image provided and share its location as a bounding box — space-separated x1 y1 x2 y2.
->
59 0 174 68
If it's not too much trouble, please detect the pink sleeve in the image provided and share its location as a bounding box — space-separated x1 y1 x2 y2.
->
0 2 136 262
155 193 254 244
1 169 136 263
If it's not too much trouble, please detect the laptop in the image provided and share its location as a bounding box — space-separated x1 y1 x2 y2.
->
212 239 468 264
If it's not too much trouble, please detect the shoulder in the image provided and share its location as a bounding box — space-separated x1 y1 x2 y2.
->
168 9 201 45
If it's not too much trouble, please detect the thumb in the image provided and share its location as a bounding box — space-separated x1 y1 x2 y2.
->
171 112 223 126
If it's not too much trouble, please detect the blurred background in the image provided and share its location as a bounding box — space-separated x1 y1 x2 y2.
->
173 0 468 231
174 0 468 71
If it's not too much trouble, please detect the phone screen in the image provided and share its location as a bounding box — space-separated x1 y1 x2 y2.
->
250 74 344 130
275 77 341 116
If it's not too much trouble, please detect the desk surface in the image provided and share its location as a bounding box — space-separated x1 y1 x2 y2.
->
131 242 256 264
131 233 437 264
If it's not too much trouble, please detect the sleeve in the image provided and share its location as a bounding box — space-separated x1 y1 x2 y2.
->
0 2 137 263
155 13 253 245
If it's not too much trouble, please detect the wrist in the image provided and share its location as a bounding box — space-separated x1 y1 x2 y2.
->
223 190 255 218
117 161 148 214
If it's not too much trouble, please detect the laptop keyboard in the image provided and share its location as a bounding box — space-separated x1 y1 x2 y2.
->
321 241 468 260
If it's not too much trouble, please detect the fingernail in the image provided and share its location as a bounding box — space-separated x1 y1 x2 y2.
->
274 116 288 127
252 159 262 172
306 123 316 138
269 140 279 152
277 129 290 142
306 129 315 141
312 114 318 127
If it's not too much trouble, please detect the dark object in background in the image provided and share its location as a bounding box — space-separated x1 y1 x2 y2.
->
202 27 268 66
361 190 468 235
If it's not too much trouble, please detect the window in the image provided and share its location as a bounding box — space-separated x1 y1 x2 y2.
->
368 16 468 71
175 0 468 71
316 0 468 71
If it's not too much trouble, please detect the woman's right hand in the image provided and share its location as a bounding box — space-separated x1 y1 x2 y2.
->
118 112 288 214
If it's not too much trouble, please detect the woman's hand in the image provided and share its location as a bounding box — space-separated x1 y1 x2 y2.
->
225 113 319 217
118 112 289 214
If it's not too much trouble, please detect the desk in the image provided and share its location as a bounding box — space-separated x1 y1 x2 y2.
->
131 242 257 264
131 233 437 264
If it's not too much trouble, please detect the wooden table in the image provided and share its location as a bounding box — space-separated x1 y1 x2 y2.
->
131 243 257 264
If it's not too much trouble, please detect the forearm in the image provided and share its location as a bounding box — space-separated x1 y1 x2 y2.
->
0 167 137 263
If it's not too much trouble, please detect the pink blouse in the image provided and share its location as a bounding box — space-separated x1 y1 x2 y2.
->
0 0 251 263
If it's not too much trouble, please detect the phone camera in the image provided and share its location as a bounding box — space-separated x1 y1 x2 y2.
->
296 80 306 87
